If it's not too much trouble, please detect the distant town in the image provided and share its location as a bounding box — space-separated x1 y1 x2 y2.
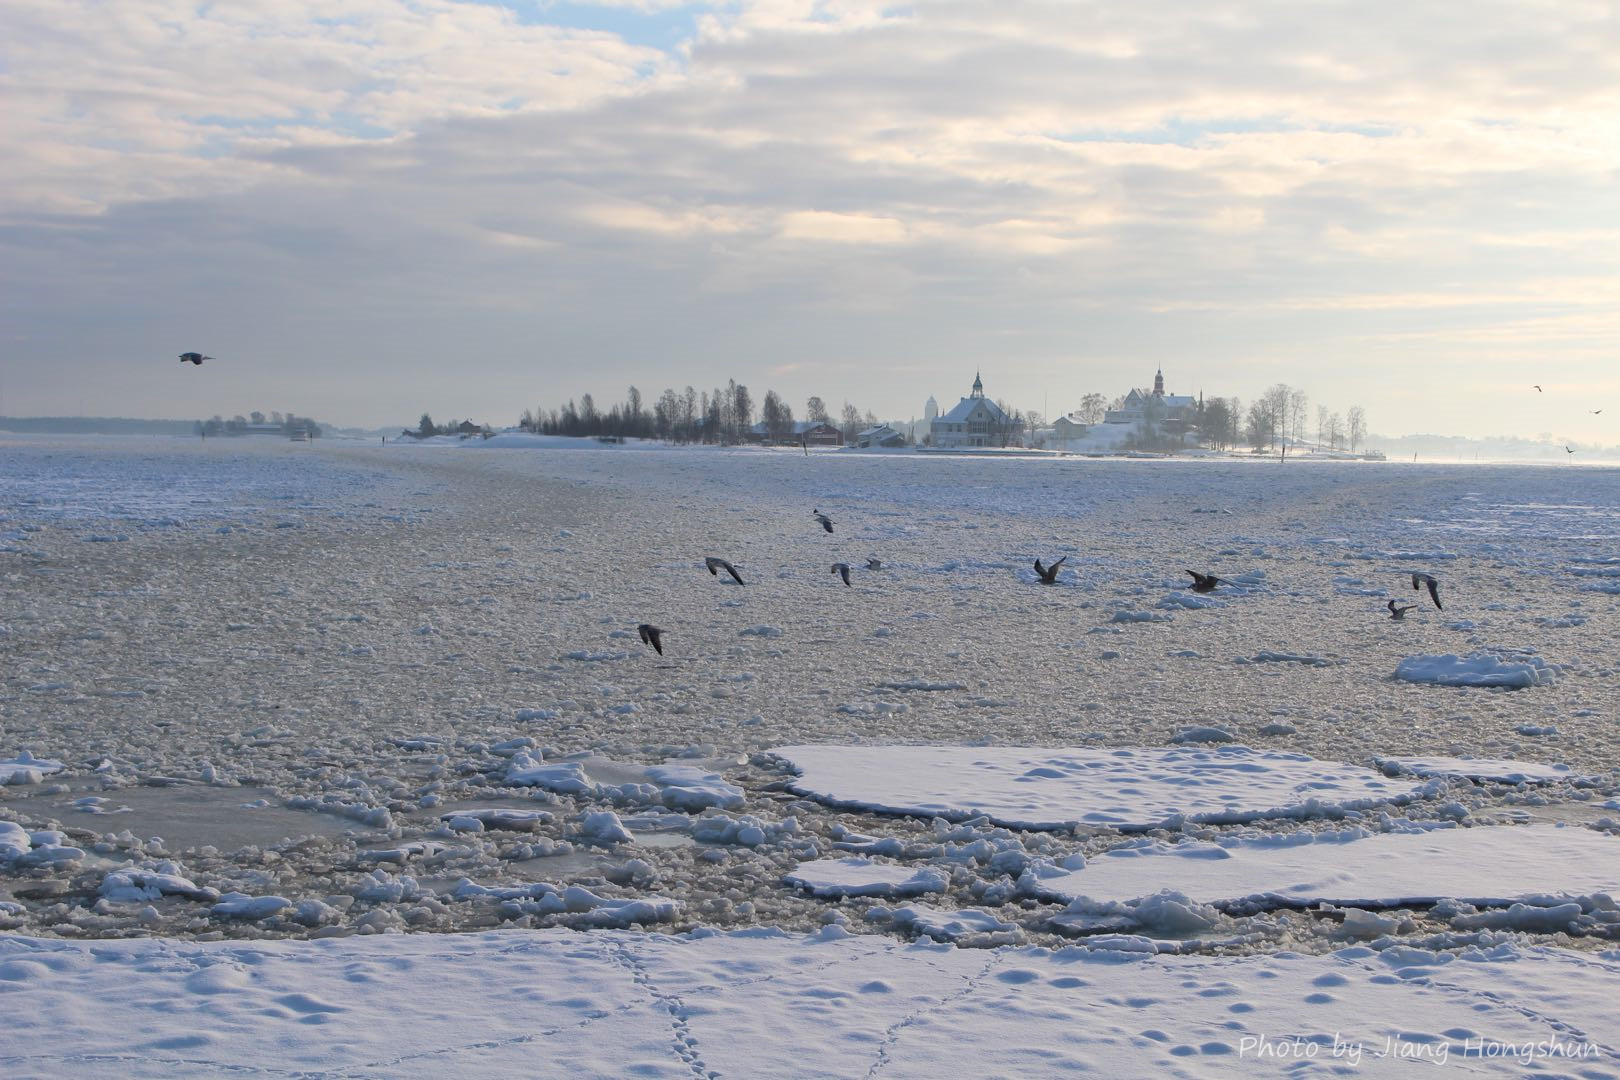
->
507 369 1378 458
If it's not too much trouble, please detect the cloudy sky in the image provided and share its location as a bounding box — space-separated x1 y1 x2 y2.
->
3 0 1617 440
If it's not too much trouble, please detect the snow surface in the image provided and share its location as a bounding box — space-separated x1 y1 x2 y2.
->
1028 824 1620 912
7 434 1620 1072
2 929 1617 1078
783 856 949 898
774 745 1427 830
1377 756 1576 784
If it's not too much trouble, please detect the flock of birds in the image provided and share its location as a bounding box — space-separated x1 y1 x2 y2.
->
632 512 1450 656
1532 384 1604 459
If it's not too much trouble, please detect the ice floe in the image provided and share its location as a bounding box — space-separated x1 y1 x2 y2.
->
783 857 949 898
1395 650 1557 689
0 752 63 785
1377 757 1575 784
773 745 1426 831
1027 824 1620 912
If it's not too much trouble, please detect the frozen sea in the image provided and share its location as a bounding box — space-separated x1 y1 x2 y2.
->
3 433 1618 1076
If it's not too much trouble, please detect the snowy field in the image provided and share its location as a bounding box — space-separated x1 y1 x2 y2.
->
3 433 1619 1075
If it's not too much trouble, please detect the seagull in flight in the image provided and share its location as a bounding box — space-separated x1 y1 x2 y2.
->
1033 557 1065 584
813 510 834 534
637 623 665 656
1387 600 1417 620
704 557 745 586
179 352 212 365
1410 572 1442 610
832 562 852 587
1185 570 1223 593
865 557 882 571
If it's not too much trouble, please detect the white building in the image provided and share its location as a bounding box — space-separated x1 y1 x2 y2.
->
930 373 1020 448
1103 369 1198 432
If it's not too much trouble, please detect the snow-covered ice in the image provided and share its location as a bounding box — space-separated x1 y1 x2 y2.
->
1028 824 1620 912
1395 650 1557 688
784 857 950 898
6 434 1620 1075
3 929 1618 1078
1377 756 1576 784
774 744 1426 830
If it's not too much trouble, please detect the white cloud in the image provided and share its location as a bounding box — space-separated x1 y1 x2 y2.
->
3 1 1619 439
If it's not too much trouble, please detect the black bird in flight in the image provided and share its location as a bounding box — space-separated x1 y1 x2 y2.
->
179 352 212 365
813 510 834 534
704 557 745 586
832 562 852 587
1411 572 1442 610
1387 600 1417 620
1185 570 1223 593
637 623 664 656
1566 446 1576 458
1591 410 1603 415
1532 385 1542 392
1033 557 1065 584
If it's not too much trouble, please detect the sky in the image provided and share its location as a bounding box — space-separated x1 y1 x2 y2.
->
2 0 1618 442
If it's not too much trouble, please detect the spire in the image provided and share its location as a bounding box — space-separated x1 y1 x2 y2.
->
971 372 984 399
1153 368 1165 397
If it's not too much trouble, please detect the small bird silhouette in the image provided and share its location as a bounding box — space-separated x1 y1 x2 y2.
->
704 557 745 585
813 510 834 534
1411 572 1442 610
1532 385 1542 392
1033 557 1065 584
1592 409 1604 415
637 624 664 655
1185 570 1223 593
179 352 212 365
1566 446 1576 458
865 557 882 570
832 562 852 587
1387 600 1416 620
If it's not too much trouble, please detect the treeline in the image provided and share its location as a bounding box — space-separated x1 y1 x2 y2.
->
519 384 880 444
1194 385 1367 453
196 411 322 438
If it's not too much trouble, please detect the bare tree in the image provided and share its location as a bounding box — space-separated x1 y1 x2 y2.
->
1287 386 1309 446
1077 393 1107 424
1347 405 1367 452
806 396 830 424
1202 398 1234 449
839 402 862 442
1316 404 1329 448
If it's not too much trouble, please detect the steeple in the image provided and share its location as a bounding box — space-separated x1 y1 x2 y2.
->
971 372 984 399
1153 368 1165 397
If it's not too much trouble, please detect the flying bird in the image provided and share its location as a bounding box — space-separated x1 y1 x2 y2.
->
1033 557 1065 585
832 562 852 587
1387 600 1417 620
1185 570 1223 593
1566 446 1576 458
179 352 212 365
1532 385 1542 392
1592 410 1604 415
636 623 664 656
704 557 745 586
1410 572 1442 610
813 510 834 534
865 557 882 571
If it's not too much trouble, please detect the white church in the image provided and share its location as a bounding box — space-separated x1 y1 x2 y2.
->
929 373 1021 448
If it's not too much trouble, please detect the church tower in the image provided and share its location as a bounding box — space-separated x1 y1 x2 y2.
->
971 372 984 399
924 395 939 423
1153 368 1165 397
